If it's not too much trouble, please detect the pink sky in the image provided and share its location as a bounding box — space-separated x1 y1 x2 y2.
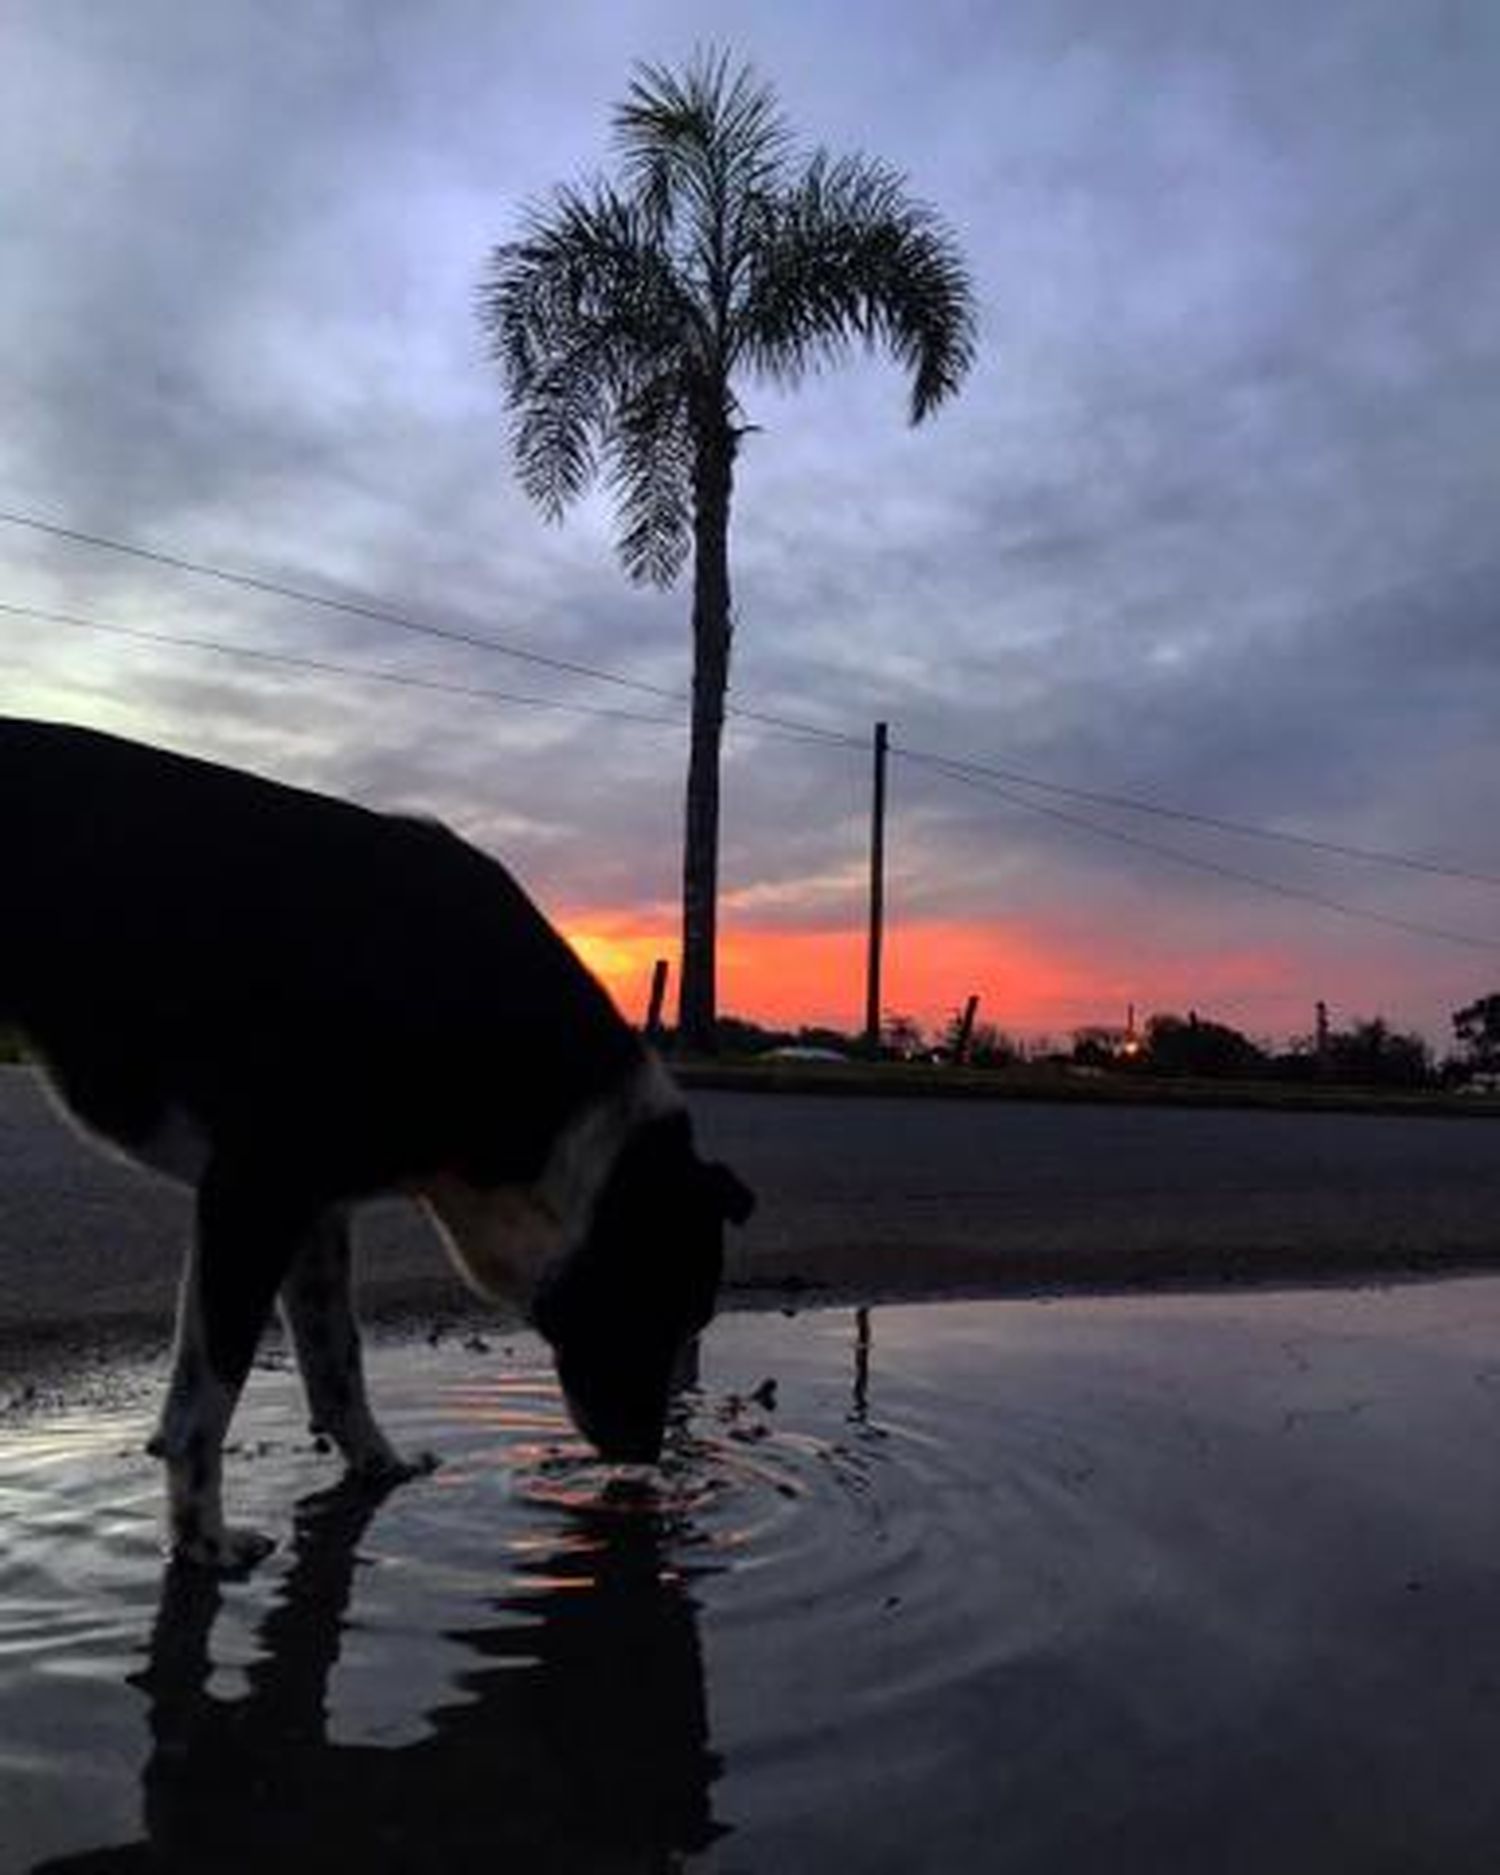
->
557 907 1450 1048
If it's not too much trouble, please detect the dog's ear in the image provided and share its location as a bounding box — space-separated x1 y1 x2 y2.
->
705 1161 755 1226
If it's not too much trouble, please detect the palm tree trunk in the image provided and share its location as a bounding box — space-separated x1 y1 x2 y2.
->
678 411 736 1055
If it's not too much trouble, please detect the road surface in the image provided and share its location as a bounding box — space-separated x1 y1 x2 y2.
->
2 1064 1497 1378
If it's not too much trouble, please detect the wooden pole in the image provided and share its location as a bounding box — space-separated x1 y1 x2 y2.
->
863 721 889 1058
645 957 670 1041
953 993 980 1065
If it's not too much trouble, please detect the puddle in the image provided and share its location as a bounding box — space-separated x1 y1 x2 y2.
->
6 1286 1500 1872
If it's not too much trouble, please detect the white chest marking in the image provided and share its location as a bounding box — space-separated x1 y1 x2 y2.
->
419 1178 565 1307
416 1052 683 1310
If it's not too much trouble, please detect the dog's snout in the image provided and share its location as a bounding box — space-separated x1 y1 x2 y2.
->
552 1340 674 1467
564 1389 667 1466
593 1421 665 1466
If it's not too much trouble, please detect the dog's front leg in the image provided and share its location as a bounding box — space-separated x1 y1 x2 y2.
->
149 1159 309 1571
278 1209 432 1482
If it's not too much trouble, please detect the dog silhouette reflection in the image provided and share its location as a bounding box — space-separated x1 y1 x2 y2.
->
35 1470 724 1870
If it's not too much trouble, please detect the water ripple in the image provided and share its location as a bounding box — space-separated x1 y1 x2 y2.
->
9 1291 1500 1873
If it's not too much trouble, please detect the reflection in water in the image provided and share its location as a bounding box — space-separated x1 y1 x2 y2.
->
850 1306 872 1425
34 1469 723 1872
25 1294 1500 1872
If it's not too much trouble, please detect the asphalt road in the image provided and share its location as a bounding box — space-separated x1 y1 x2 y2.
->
2 1064 1498 1372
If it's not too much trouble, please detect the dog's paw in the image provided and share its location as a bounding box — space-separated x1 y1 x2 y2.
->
170 1524 277 1575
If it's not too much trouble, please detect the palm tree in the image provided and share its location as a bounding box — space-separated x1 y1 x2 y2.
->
478 51 975 1052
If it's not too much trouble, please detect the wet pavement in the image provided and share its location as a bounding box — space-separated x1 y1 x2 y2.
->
7 1282 1500 1872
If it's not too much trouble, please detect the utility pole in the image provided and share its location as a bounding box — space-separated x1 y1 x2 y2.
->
645 957 670 1042
863 721 889 1058
953 993 980 1065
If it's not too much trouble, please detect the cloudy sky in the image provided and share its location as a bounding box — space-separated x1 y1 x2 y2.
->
4 0 1497 1047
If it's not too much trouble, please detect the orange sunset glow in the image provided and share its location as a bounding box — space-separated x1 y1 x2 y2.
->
558 910 1312 1042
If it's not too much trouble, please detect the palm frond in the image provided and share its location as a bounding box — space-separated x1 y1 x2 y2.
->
506 355 603 518
614 49 788 296
738 151 977 421
606 369 696 586
477 182 702 521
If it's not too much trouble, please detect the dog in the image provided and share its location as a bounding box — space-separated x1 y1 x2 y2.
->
2 716 753 1569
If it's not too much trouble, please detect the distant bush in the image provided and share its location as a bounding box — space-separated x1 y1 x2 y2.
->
1272 1019 1433 1089
1453 994 1500 1077
1141 1012 1267 1078
1325 1018 1433 1089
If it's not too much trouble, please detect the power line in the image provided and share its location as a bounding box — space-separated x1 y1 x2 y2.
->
0 600 689 728
0 596 867 751
0 503 863 751
724 701 865 749
8 585 1497 951
895 743 1500 891
0 505 687 704
909 752 1500 955
5 499 1493 895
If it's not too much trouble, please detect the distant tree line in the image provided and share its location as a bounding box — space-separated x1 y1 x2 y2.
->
688 992 1500 1093
3 997 1497 1089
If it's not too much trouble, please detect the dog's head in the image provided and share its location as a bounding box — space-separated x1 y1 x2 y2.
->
529 1110 754 1463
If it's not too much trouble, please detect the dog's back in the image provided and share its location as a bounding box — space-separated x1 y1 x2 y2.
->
2 716 641 1191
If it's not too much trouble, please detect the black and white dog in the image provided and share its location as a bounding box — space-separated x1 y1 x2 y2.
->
3 717 753 1569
